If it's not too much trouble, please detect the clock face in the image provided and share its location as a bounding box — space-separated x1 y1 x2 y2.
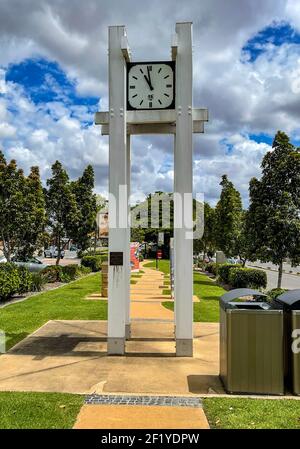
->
127 62 175 110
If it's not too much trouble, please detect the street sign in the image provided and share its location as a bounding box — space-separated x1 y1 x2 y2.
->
157 249 162 259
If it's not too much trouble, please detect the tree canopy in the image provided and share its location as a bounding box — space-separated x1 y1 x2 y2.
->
0 151 46 260
246 131 300 287
215 175 243 257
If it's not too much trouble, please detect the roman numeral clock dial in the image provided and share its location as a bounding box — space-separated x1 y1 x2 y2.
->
127 62 175 110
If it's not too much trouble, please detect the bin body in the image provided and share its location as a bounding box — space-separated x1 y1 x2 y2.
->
292 311 300 395
223 309 284 394
273 291 300 395
220 289 284 395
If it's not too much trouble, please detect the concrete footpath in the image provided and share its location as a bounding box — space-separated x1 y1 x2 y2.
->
0 262 214 429
74 263 210 429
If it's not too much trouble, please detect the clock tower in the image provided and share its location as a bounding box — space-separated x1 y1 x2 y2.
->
95 23 208 357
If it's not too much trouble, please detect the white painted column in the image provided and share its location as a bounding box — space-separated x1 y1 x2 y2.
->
107 26 128 355
174 22 193 357
125 133 131 339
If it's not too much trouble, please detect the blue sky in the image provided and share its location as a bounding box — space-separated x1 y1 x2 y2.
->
0 0 300 206
242 22 300 62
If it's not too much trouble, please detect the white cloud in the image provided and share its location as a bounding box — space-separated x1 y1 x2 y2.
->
0 122 16 138
0 0 299 204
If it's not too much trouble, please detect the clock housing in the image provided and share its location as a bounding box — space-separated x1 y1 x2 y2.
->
127 61 175 111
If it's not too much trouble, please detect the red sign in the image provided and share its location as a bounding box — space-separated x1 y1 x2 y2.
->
130 242 140 271
157 250 162 259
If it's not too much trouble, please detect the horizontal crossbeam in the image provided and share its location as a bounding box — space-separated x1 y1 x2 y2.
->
100 121 205 135
95 108 208 126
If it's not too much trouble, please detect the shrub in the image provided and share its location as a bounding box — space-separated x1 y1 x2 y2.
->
78 265 92 275
229 267 267 289
41 265 63 283
205 262 218 276
61 264 80 281
31 272 47 292
0 263 20 301
17 266 33 294
81 255 102 272
101 253 108 262
267 288 288 302
218 263 242 284
196 261 206 270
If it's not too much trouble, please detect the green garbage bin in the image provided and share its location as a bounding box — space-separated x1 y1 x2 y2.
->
272 290 300 395
220 288 284 395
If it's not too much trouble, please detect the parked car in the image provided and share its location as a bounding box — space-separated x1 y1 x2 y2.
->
227 257 240 265
0 256 48 272
44 246 65 258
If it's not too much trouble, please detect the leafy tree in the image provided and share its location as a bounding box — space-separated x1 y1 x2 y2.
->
0 152 45 260
16 166 46 259
246 131 300 287
201 202 216 259
215 175 243 257
71 165 98 252
131 227 145 243
46 161 79 265
235 210 248 266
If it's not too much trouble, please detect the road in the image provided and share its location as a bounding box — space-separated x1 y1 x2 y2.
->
246 262 300 290
41 250 80 266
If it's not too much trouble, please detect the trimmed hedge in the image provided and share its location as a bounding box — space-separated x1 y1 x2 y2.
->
41 264 90 283
218 264 242 284
17 266 33 294
267 288 288 302
41 265 63 283
205 262 218 276
0 261 91 302
0 263 20 301
228 267 267 289
81 255 102 272
60 264 80 282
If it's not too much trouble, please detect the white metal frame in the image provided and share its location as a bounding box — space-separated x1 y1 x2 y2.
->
95 22 208 356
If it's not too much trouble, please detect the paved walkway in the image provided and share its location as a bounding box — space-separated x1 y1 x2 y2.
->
130 264 174 321
0 262 215 429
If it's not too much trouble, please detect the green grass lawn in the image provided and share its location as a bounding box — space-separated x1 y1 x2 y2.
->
162 271 225 322
0 273 106 350
203 398 300 429
144 259 170 275
0 392 83 429
162 289 171 296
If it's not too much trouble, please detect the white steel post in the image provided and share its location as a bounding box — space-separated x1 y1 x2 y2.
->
125 133 131 339
107 26 128 355
174 22 193 357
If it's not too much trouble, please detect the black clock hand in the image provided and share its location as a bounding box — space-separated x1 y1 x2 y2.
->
144 73 154 91
144 75 154 91
147 66 154 90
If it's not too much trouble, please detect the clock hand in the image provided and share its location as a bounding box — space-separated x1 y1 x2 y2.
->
144 74 154 91
147 66 154 90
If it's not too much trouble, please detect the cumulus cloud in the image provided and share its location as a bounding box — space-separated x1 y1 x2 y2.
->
0 0 299 205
